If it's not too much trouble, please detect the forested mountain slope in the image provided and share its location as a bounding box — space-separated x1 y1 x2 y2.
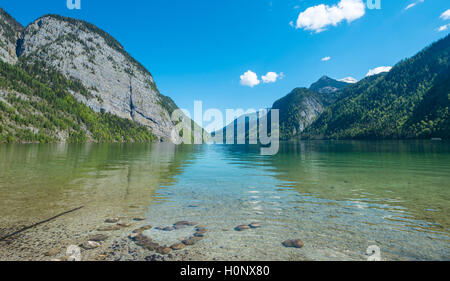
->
0 7 199 143
302 35 449 140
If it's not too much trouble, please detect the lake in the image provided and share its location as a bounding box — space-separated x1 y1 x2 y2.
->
0 141 449 261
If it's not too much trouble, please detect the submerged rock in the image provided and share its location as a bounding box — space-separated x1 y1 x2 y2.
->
249 222 261 228
50 256 69 262
157 246 171 255
157 226 175 231
81 241 101 250
145 254 165 261
96 254 107 261
97 225 121 231
144 242 160 251
135 235 152 246
132 225 152 233
105 218 120 223
195 227 208 234
174 221 197 228
133 217 146 221
117 222 133 228
182 238 197 246
235 225 250 231
88 234 109 242
194 232 204 238
44 248 60 257
282 239 304 248
128 233 140 240
170 243 186 250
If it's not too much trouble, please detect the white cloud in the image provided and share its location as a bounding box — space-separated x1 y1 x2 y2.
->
321 56 331 61
404 0 424 11
289 21 294 27
240 70 260 87
366 66 392 77
437 23 450 32
296 0 365 33
338 77 358 83
441 9 450 20
262 72 284 83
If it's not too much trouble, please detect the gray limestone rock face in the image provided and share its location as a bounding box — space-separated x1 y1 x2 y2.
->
0 8 23 64
17 15 180 142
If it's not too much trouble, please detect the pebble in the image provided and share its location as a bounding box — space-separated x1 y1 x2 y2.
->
97 225 121 231
156 247 172 255
50 256 69 262
282 239 304 248
196 228 208 234
105 218 120 223
135 235 152 246
132 225 152 233
162 226 174 231
88 234 109 242
133 217 146 221
144 242 160 251
128 233 140 240
170 243 186 250
145 254 165 261
44 248 60 257
249 222 261 228
182 238 197 246
194 232 204 238
174 221 197 227
81 241 101 250
235 225 251 231
117 222 133 228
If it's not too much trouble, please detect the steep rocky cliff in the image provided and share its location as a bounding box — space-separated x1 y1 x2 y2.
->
0 8 23 64
272 88 326 140
0 8 199 143
16 14 179 141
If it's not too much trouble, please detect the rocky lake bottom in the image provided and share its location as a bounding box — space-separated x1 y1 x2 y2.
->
0 141 449 261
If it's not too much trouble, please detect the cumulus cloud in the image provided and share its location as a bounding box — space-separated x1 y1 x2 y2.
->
437 24 450 32
366 66 392 77
262 72 284 83
296 0 365 33
404 0 424 11
441 9 450 20
240 70 260 87
321 56 331 61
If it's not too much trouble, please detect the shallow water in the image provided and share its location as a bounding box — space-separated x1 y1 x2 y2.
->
0 141 449 260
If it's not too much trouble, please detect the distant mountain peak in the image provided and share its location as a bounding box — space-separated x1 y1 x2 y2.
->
309 75 351 94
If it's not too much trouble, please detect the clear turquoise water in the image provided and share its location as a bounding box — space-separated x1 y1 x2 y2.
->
0 141 449 260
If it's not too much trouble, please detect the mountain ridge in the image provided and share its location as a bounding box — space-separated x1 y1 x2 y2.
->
302 34 450 140
0 7 198 143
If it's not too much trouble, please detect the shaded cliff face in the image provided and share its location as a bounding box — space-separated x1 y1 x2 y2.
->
272 88 325 140
0 8 23 64
17 15 177 141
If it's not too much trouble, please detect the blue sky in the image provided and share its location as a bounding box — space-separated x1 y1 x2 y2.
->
1 0 449 114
